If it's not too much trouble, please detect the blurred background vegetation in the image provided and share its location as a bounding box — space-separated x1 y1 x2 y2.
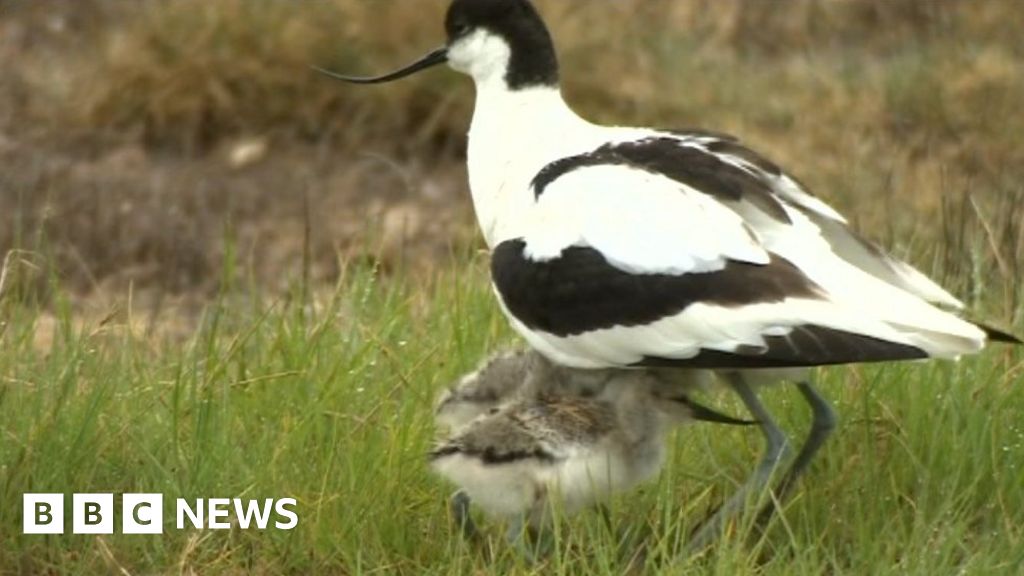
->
1 0 1022 320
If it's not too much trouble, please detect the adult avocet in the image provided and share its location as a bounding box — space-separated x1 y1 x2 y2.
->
317 0 1019 551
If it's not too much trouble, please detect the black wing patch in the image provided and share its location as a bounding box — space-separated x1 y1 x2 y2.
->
704 138 782 177
636 326 929 369
492 239 930 368
491 239 823 338
530 136 791 223
973 322 1022 344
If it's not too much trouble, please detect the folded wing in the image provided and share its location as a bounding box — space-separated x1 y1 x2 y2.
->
492 137 985 369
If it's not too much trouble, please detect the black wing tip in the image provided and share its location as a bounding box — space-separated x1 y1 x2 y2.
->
977 323 1023 345
635 326 930 370
669 395 756 426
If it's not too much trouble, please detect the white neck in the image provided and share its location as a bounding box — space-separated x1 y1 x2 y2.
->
466 80 595 247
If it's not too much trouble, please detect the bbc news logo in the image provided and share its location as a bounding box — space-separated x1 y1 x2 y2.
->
23 494 298 534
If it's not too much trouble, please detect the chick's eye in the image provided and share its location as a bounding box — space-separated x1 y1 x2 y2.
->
452 21 470 36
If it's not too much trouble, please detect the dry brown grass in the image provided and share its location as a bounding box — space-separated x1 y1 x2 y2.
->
71 0 467 154
2 0 1022 306
54 0 1024 153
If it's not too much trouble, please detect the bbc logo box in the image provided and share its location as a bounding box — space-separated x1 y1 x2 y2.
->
23 493 163 535
22 494 64 534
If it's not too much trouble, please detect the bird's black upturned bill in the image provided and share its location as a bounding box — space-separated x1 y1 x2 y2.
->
313 47 448 84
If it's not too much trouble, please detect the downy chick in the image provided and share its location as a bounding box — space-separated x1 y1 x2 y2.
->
431 350 748 535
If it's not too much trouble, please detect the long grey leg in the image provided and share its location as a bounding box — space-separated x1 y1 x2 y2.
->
686 373 791 552
505 515 549 563
450 490 480 541
451 492 550 561
756 380 836 526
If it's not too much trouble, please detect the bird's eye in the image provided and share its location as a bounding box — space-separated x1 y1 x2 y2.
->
453 21 470 36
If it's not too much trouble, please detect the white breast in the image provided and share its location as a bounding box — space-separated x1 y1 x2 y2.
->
466 85 602 247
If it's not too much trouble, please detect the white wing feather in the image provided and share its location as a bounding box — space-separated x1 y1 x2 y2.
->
523 164 768 274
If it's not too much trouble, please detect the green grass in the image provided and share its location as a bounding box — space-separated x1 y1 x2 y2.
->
1 256 1022 575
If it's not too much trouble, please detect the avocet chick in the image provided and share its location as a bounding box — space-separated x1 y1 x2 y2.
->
435 349 533 431
431 350 749 550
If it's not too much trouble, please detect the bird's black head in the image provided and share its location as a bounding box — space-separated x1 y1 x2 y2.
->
444 0 558 89
314 0 558 91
